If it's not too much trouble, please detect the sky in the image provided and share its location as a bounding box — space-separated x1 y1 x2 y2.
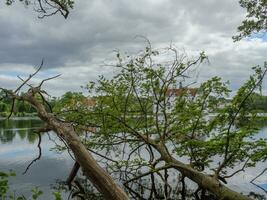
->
0 0 267 96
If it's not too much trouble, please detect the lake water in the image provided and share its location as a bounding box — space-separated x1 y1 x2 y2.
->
0 118 74 199
0 118 267 199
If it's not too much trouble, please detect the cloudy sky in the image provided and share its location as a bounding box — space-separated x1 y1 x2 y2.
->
0 0 267 96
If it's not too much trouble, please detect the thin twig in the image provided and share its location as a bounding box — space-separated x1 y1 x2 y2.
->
23 131 42 174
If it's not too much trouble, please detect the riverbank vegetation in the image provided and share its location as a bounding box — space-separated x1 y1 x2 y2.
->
1 90 267 119
0 91 57 117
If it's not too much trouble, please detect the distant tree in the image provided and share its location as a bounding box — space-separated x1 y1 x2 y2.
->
17 100 26 113
249 93 267 112
234 0 267 41
0 102 7 112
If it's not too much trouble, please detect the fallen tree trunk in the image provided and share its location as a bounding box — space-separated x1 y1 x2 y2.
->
66 161 80 189
22 90 129 200
155 142 252 200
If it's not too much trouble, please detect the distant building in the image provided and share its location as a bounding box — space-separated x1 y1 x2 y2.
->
83 98 96 108
166 88 198 98
81 97 97 133
165 88 198 111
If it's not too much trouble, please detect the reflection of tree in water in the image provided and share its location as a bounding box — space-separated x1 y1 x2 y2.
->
248 192 266 200
0 119 43 129
0 119 44 143
0 119 14 130
73 146 265 200
53 171 219 200
49 139 267 200
26 131 39 144
0 130 16 143
17 128 27 140
53 175 266 200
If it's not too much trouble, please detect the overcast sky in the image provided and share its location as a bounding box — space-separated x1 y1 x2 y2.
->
0 0 267 96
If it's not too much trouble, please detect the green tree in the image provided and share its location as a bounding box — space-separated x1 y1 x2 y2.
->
56 46 267 200
234 0 267 41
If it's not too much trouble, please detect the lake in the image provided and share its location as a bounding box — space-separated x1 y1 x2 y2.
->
0 118 267 199
0 118 74 199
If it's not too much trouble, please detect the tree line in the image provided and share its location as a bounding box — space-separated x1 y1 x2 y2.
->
2 89 267 118
0 91 57 117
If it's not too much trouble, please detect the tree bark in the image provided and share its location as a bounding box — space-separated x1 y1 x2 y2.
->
155 143 252 200
66 161 80 189
25 93 129 200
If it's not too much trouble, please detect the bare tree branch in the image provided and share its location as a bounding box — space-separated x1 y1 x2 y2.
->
23 126 51 174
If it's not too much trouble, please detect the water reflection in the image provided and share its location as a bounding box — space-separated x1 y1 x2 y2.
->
0 118 43 144
0 118 73 200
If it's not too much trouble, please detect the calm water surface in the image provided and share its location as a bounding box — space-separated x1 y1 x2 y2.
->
0 118 73 199
0 118 267 199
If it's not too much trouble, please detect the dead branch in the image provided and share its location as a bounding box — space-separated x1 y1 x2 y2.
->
31 0 71 19
123 165 172 185
23 126 51 174
251 167 267 183
66 161 80 189
222 158 250 179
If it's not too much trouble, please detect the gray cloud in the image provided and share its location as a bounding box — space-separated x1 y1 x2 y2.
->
0 0 266 96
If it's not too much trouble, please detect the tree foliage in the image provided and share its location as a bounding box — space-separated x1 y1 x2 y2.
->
234 0 267 41
54 45 267 199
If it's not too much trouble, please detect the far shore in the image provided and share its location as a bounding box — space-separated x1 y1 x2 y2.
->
0 115 39 120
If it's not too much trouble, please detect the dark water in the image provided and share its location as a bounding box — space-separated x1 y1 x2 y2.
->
0 118 267 199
